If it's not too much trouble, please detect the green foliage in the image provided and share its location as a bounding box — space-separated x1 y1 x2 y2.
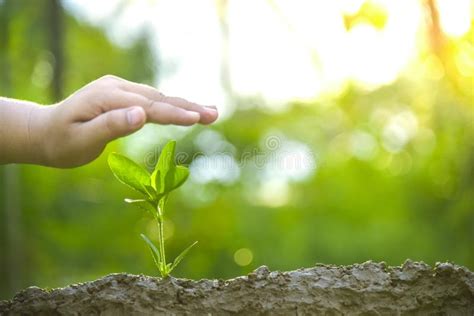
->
108 140 195 277
153 141 191 194
108 153 151 196
0 0 157 299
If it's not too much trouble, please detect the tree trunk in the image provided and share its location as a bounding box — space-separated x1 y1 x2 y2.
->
0 0 24 300
48 0 64 101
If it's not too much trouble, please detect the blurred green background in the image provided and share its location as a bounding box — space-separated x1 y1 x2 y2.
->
0 0 473 300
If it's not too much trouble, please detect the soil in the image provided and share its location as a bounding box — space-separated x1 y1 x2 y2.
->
1 260 473 315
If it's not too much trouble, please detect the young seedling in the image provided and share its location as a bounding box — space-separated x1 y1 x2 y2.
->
108 140 196 277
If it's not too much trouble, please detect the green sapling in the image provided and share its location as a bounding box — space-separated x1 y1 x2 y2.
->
108 140 196 277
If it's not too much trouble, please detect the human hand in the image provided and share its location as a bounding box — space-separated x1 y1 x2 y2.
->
31 75 218 168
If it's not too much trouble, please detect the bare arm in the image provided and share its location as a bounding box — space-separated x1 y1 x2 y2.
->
0 97 43 165
0 75 218 168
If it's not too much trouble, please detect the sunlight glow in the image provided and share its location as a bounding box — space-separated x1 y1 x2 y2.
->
64 0 467 104
257 178 290 207
437 0 472 37
190 154 240 184
262 139 317 182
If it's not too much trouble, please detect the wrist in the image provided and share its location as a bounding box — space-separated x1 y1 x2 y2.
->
28 104 56 166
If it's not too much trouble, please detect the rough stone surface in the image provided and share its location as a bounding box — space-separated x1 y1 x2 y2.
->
1 260 473 315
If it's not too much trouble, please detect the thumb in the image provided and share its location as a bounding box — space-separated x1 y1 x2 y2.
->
82 106 146 144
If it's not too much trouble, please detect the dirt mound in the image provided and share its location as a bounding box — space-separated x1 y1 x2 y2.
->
1 260 473 315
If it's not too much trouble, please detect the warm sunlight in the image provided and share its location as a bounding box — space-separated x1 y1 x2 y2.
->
437 0 472 37
65 0 473 105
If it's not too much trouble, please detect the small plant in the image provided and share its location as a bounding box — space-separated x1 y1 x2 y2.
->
108 140 196 277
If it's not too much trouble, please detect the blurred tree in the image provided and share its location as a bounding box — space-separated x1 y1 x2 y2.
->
0 0 11 95
47 0 64 101
0 0 156 299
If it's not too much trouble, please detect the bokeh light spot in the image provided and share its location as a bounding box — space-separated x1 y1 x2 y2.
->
437 0 472 37
234 248 253 266
257 178 290 207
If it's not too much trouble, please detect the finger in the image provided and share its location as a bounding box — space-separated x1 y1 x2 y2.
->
96 90 201 126
117 79 218 124
80 106 146 144
148 100 201 125
161 96 218 125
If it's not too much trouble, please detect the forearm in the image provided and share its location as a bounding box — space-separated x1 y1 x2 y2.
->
0 97 47 165
0 76 218 168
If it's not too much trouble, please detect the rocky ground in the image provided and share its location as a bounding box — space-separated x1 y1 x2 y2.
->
1 260 473 315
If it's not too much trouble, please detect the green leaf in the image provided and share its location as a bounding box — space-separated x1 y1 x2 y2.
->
143 185 157 200
170 241 198 272
124 198 146 203
140 234 161 270
108 153 151 196
151 169 161 192
156 141 177 194
125 199 157 217
171 165 189 190
165 263 172 274
154 141 190 194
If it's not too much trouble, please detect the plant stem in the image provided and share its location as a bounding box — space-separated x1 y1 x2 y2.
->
157 204 167 276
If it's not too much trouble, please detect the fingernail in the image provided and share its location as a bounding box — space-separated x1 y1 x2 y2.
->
189 111 201 121
127 108 144 125
205 105 218 111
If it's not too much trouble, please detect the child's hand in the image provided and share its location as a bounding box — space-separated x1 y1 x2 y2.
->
27 75 218 168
